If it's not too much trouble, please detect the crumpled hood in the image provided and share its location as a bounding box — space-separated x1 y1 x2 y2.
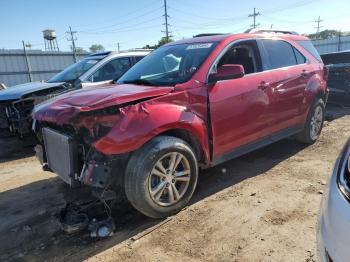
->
33 83 174 124
0 81 65 101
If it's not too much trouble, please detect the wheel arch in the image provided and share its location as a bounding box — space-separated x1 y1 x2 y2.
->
156 128 207 166
93 102 211 165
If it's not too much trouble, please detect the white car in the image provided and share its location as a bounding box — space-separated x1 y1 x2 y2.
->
0 50 150 136
318 138 350 262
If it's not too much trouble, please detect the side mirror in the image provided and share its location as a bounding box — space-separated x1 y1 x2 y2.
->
208 64 245 83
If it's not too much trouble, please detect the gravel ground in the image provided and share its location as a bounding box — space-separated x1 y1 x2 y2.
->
0 106 349 262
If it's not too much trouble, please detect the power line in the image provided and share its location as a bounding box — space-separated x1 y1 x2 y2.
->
66 26 77 62
73 0 161 29
77 7 162 32
79 24 161 35
79 16 161 34
248 8 261 28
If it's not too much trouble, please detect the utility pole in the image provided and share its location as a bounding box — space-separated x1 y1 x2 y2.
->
22 40 33 82
314 16 323 37
248 8 261 29
117 42 120 53
66 26 77 62
338 29 342 52
162 0 171 42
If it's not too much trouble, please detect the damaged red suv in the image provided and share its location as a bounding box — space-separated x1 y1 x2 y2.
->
33 31 328 218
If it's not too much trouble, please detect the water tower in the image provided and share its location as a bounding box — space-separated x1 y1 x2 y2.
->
42 29 59 51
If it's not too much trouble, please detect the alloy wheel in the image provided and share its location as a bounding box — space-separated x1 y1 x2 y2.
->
148 152 191 206
310 105 323 140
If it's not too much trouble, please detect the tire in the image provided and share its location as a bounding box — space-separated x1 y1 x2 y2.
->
124 136 198 218
297 98 325 144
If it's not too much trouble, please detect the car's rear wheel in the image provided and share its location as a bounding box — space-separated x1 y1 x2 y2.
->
297 98 325 144
124 136 198 218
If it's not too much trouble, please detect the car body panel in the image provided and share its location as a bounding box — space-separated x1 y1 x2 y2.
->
321 51 350 106
33 84 174 124
318 139 350 262
209 72 271 157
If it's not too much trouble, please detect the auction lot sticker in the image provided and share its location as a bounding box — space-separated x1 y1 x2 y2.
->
186 43 213 50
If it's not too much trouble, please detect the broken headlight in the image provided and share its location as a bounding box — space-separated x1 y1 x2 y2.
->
76 106 120 141
337 140 350 200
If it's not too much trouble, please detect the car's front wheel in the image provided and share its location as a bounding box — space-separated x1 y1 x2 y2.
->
124 136 198 218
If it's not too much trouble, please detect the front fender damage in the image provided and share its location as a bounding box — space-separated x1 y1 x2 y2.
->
93 100 210 165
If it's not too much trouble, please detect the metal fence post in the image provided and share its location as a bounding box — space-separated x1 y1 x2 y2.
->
22 40 33 82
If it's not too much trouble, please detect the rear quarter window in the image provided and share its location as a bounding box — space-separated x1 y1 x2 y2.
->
293 47 306 64
297 40 322 62
261 39 297 70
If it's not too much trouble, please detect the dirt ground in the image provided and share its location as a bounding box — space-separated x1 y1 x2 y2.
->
1 106 350 262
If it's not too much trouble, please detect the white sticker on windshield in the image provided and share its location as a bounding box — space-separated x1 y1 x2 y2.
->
186 43 213 50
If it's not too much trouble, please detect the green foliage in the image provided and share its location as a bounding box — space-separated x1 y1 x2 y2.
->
89 44 105 53
143 37 173 49
307 30 350 40
75 47 86 54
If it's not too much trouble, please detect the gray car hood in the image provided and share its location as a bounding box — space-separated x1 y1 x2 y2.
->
0 81 65 101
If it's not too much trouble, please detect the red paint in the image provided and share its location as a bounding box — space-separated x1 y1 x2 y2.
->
33 33 327 167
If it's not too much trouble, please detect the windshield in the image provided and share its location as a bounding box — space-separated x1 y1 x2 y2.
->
48 58 101 83
118 42 217 86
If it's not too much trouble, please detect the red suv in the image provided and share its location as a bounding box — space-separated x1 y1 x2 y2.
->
33 31 328 218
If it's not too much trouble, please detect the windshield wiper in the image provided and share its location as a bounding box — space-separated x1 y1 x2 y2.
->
122 79 156 86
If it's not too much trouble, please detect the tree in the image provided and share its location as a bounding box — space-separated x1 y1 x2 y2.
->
75 47 86 54
143 37 173 50
157 37 173 47
89 44 105 53
307 29 350 40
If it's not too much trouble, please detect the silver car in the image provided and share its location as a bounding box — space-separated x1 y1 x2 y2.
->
318 138 350 262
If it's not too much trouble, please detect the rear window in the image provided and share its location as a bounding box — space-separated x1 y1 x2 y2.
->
261 39 297 70
297 40 322 62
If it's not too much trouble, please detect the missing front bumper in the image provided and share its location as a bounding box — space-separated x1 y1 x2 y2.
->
42 127 79 186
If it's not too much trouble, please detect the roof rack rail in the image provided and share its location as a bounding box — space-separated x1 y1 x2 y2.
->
193 33 225 38
244 28 299 35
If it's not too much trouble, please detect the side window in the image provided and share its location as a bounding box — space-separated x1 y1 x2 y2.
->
262 40 297 70
297 40 322 62
90 57 131 82
216 40 261 74
293 47 306 64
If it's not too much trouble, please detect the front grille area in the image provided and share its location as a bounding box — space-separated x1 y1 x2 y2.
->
42 127 78 186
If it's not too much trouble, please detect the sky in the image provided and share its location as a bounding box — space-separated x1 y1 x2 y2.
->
1 0 349 52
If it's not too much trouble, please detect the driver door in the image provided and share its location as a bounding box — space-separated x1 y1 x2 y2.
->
209 40 274 162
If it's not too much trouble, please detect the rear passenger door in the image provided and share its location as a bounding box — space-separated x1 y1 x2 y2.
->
258 39 310 133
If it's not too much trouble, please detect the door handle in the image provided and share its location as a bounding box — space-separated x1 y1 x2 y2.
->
258 81 270 91
301 70 309 77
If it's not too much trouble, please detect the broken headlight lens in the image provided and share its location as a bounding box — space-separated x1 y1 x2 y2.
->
337 141 350 200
